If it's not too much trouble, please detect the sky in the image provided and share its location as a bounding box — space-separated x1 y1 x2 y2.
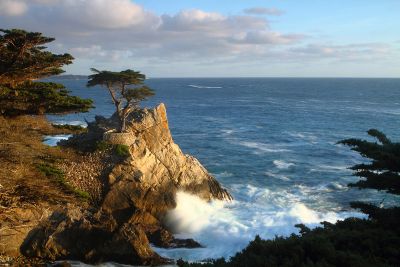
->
0 0 399 77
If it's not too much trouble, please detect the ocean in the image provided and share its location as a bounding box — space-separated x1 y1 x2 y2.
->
46 77 400 264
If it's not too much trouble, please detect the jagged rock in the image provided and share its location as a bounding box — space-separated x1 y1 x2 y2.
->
0 205 51 257
102 103 232 221
21 207 169 265
148 228 203 248
52 262 72 267
21 103 232 265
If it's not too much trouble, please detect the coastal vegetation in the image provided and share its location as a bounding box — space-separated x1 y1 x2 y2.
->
87 68 155 132
0 29 92 115
52 123 87 132
0 29 97 263
182 129 400 267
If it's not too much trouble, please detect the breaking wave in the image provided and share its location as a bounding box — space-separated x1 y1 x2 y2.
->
155 189 365 261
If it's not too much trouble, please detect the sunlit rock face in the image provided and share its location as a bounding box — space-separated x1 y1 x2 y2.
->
21 103 232 265
102 103 232 223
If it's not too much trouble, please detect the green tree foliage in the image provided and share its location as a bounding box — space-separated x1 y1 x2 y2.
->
0 29 93 115
0 29 73 87
183 129 400 267
0 82 93 115
185 217 400 267
338 129 400 195
87 68 154 132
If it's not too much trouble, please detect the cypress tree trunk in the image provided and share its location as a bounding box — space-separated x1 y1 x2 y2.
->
121 115 126 132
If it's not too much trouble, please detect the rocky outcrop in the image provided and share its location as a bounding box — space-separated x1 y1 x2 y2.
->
102 103 232 221
21 206 166 265
21 103 232 265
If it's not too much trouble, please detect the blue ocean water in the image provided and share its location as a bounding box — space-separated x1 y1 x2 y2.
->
47 77 400 263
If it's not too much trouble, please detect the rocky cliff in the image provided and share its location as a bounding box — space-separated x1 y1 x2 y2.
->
20 103 232 265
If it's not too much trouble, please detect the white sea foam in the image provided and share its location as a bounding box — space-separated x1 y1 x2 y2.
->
273 160 295 169
237 141 290 153
51 120 87 127
213 171 234 179
286 131 318 143
310 164 349 173
165 192 226 234
155 189 365 261
188 84 223 89
264 171 291 181
43 134 72 147
220 129 234 135
324 182 348 191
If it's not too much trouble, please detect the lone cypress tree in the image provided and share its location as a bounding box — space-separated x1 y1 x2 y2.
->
87 68 154 132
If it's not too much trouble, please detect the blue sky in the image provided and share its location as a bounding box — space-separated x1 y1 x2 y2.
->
0 0 399 77
135 0 400 42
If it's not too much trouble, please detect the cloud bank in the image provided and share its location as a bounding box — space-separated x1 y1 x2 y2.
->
0 0 397 76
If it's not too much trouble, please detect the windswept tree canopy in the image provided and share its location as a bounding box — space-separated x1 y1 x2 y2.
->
0 29 73 87
0 28 92 116
339 129 400 195
87 68 154 132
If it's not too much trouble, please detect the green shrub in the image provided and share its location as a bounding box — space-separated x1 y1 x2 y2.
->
73 189 91 200
115 144 130 157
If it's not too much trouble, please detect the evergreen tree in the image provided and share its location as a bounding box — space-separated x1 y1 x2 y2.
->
87 68 154 132
338 129 400 218
339 129 400 195
0 29 73 87
0 29 92 115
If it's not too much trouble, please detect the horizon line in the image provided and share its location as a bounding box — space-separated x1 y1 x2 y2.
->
60 74 400 79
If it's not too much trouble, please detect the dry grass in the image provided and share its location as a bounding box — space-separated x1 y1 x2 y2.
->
0 115 86 209
0 115 115 262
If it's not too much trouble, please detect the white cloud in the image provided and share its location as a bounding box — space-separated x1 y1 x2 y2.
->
69 45 132 62
291 43 392 61
237 31 304 45
0 0 27 16
244 7 284 16
1 0 158 29
60 0 156 29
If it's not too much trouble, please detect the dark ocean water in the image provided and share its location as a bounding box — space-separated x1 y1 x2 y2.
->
46 77 400 263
